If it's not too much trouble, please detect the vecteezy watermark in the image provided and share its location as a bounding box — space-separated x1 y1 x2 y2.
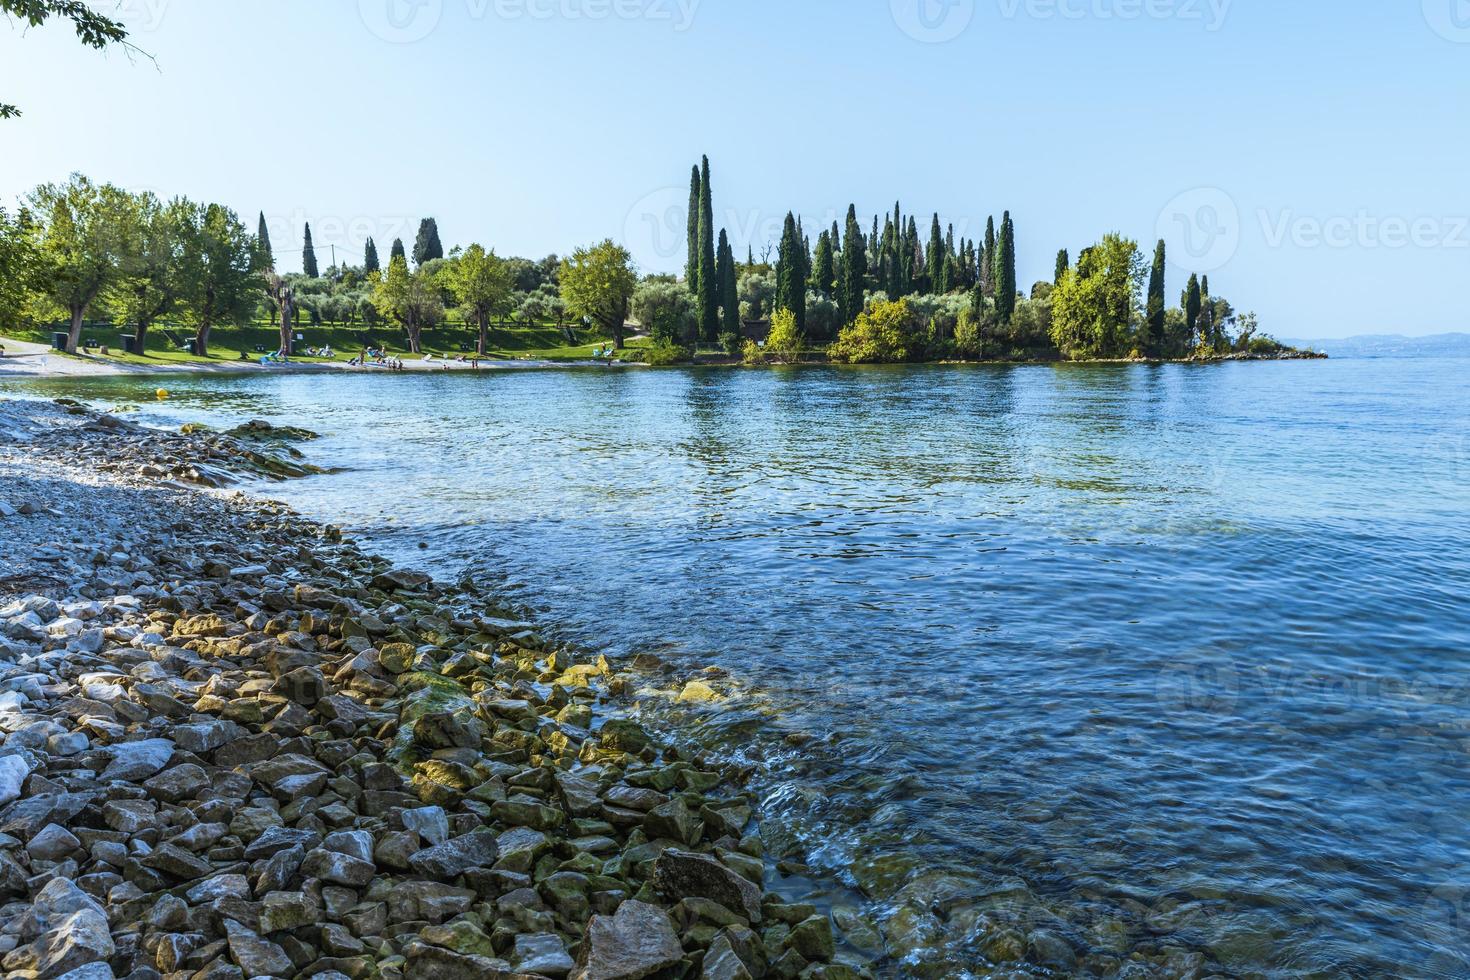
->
1422 0 1470 43
890 0 976 43
1154 649 1241 716
263 210 415 269
112 0 170 32
360 0 699 42
1258 210 1470 250
997 0 1231 31
1157 187 1241 273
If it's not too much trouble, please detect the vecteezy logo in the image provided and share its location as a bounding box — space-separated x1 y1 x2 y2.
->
1424 0 1470 42
359 0 443 43
622 187 689 273
1157 188 1240 273
1155 651 1240 716
890 0 976 43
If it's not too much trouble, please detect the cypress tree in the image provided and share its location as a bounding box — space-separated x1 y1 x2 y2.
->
1146 239 1166 357
925 215 944 295
364 237 380 274
982 216 996 297
302 223 319 278
718 230 740 341
390 238 406 263
686 165 701 293
1200 275 1209 299
993 212 1016 323
696 155 718 341
811 230 835 298
747 244 754 269
774 212 806 336
257 212 273 270
1183 273 1202 339
1055 248 1069 285
837 205 867 326
413 218 443 266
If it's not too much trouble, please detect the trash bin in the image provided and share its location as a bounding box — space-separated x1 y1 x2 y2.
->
120 334 138 354
51 332 68 350
183 339 197 355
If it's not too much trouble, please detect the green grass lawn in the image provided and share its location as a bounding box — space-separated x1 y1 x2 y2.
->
4 320 653 367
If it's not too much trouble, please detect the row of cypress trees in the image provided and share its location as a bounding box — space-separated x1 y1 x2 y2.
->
263 217 444 279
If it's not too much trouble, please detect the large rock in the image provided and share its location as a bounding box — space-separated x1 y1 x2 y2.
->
223 918 293 977
408 831 499 879
387 882 476 924
411 709 484 750
654 850 762 923
14 908 113 978
575 900 684 980
0 754 32 805
402 939 508 980
515 932 575 978
300 847 375 887
100 738 174 781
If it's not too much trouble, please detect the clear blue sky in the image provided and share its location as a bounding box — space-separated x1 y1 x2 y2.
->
3 0 1467 338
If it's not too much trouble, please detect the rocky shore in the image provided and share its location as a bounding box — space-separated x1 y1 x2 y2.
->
0 399 861 980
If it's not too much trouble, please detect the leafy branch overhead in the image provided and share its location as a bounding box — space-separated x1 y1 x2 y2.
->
1 0 141 119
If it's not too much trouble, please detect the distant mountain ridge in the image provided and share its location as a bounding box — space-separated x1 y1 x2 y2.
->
1281 333 1470 358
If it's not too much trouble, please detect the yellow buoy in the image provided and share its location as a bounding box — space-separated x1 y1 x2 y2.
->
155 388 169 400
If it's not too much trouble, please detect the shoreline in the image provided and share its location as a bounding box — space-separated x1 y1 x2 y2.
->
0 397 867 979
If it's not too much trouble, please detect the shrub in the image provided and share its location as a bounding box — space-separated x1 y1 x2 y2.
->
643 339 692 366
764 309 804 364
829 298 917 364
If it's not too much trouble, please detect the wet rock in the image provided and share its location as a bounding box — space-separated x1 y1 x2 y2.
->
1026 928 1077 972
515 932 575 977
576 900 684 980
301 847 376 887
786 915 835 962
655 850 763 923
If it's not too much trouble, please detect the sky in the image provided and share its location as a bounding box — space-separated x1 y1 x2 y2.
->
2 0 1467 339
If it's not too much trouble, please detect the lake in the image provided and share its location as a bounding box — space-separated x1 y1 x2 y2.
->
8 358 1468 977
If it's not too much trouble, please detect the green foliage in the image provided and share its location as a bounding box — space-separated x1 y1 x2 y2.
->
363 237 380 274
837 205 867 327
180 202 258 357
631 278 696 346
643 339 692 365
810 230 834 298
685 165 700 293
444 243 513 354
716 229 740 339
560 239 637 347
413 217 443 266
302 223 318 277
1049 233 1142 360
1055 248 1069 285
1145 239 1166 357
720 330 743 357
764 308 804 364
1 0 130 118
774 212 807 337
372 253 443 353
109 192 192 348
256 212 272 270
27 173 133 351
1183 273 1202 340
738 269 774 323
993 211 1016 323
829 297 917 364
0 207 39 328
696 156 718 341
390 238 406 263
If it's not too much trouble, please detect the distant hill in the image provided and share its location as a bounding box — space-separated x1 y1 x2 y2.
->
1280 333 1470 358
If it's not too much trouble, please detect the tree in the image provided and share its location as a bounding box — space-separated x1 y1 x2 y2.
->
559 239 637 348
179 202 258 358
302 222 318 277
829 297 917 364
1049 234 1143 360
685 165 701 293
413 217 443 266
256 212 273 270
696 155 718 341
837 205 867 326
1183 272 1202 341
762 308 804 364
111 192 191 353
773 212 807 337
631 278 697 347
982 216 996 297
446 243 514 356
926 215 945 294
1145 239 1166 357
716 229 740 343
809 230 834 299
363 237 380 274
27 174 131 353
0 207 39 328
390 237 406 263
1055 249 1069 285
1 0 131 118
991 211 1017 324
372 253 442 354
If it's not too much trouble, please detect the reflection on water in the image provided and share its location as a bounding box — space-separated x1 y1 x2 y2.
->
8 359 1469 977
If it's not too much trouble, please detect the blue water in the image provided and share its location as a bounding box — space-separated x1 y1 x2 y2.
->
9 358 1469 977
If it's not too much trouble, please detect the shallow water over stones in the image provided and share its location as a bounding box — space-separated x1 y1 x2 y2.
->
9 357 1470 976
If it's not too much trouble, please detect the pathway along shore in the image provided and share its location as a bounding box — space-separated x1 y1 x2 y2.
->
0 399 858 980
